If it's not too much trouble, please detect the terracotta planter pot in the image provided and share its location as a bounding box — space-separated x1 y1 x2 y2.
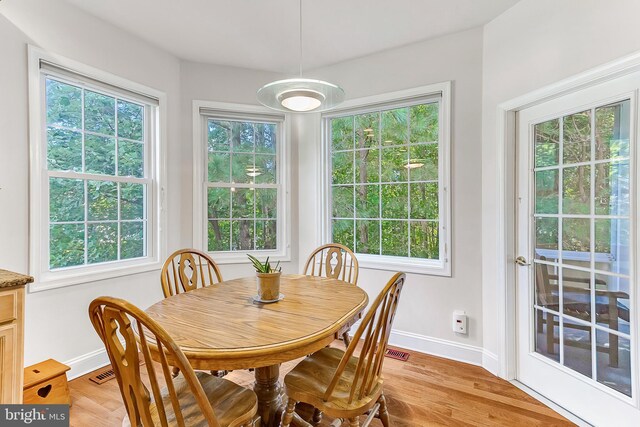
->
256 272 281 301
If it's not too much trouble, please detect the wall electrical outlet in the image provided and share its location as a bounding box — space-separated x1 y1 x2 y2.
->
453 310 468 334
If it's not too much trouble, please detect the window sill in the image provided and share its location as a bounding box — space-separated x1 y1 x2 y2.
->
30 259 163 293
356 254 451 277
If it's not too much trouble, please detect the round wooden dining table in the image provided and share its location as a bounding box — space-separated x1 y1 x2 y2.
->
144 274 368 427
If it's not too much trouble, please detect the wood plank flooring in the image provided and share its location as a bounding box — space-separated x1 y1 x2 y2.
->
68 346 575 426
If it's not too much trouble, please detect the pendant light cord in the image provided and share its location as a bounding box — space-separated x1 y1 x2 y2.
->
299 0 303 77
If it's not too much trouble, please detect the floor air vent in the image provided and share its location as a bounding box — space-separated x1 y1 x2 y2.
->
89 354 145 385
89 367 116 385
385 348 410 361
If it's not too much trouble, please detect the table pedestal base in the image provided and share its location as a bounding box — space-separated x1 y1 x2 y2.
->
254 365 284 427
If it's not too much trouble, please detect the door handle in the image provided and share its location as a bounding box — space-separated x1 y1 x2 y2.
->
515 256 530 266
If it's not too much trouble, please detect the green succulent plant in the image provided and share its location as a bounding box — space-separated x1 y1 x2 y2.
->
247 254 281 273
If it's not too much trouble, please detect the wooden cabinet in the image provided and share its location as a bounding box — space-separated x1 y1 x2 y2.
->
0 321 19 403
0 270 30 404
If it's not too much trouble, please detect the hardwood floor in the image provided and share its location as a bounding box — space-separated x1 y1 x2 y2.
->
68 346 575 426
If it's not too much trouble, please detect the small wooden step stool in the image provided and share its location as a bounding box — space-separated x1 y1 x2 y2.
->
23 359 71 405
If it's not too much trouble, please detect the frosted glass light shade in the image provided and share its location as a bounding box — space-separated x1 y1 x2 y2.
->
257 78 344 113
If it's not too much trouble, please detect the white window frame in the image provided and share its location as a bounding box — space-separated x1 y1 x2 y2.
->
320 82 452 276
28 46 167 292
192 100 291 263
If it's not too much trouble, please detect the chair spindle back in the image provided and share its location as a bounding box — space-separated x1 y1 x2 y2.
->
89 297 221 427
323 272 405 403
161 249 223 298
303 243 359 285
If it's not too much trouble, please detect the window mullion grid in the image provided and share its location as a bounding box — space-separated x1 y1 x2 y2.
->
115 97 121 261
330 104 441 262
536 157 628 171
228 126 236 251
81 88 86 175
143 105 150 258
228 158 232 251
206 120 283 253
335 179 437 186
352 116 356 251
207 182 276 189
378 112 382 256
407 107 412 257
558 116 565 366
48 170 149 184
253 124 257 251
117 181 121 261
589 107 597 381
44 74 153 273
82 88 89 266
83 177 89 265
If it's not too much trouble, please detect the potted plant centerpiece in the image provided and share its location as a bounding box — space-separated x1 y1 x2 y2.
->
248 255 283 303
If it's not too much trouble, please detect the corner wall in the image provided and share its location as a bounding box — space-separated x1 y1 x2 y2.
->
298 27 487 366
482 0 640 365
0 0 182 377
178 61 300 278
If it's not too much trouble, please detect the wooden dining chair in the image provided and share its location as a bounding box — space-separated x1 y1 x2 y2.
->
89 297 257 427
281 272 405 427
303 243 360 347
161 248 226 377
303 243 359 285
161 248 223 298
535 258 630 367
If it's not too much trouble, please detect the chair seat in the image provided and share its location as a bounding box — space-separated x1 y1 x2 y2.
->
545 292 630 323
124 371 257 427
284 347 383 418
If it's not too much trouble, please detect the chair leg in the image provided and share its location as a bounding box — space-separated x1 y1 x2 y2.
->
546 312 555 354
342 331 351 348
536 309 543 332
609 331 619 368
312 409 323 426
281 398 297 427
171 366 180 378
609 298 619 368
377 395 390 427
348 417 360 427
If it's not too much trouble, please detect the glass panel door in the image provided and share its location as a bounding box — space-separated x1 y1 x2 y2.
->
516 72 639 426
533 100 632 396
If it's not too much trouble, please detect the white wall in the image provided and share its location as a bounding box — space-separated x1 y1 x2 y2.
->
0 0 182 376
178 61 300 279
298 27 486 363
481 0 640 361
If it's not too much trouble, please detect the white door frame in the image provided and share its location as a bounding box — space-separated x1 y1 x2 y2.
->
495 51 640 401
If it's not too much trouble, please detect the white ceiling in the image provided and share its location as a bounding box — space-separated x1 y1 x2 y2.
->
64 0 519 74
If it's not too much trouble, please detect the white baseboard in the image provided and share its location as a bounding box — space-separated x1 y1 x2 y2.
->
64 347 110 380
64 329 498 381
481 349 499 375
386 328 485 367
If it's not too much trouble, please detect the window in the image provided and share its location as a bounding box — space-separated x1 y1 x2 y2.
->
323 84 451 275
29 48 165 290
193 102 289 262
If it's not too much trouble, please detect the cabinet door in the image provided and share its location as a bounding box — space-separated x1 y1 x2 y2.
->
0 323 17 403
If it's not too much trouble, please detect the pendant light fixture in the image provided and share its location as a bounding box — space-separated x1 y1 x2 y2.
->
257 0 344 112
